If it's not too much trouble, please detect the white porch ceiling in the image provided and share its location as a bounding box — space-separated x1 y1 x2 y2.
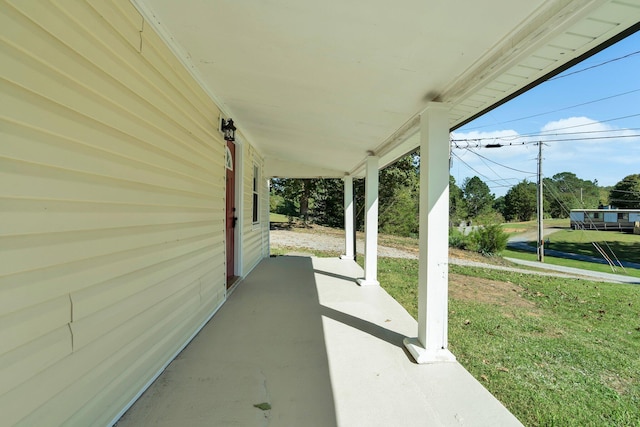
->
134 0 640 178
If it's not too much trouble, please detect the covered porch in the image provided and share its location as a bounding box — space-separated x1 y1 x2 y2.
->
117 255 521 426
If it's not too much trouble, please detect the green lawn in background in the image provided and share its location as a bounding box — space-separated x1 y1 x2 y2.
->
540 229 640 264
502 218 569 233
503 248 640 279
269 212 289 223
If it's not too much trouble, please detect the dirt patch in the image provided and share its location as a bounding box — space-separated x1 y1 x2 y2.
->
600 371 636 396
449 273 537 310
448 248 514 266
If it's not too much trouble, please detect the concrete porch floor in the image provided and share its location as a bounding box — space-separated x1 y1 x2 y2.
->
116 256 523 427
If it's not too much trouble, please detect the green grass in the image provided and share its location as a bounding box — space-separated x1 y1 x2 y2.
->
503 218 569 233
269 212 289 223
376 258 640 427
541 229 640 264
503 248 640 279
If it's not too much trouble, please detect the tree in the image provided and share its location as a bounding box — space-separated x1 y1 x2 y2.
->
543 172 600 218
609 174 640 209
377 153 419 236
492 196 506 219
312 179 344 228
379 187 418 236
503 180 537 221
270 178 318 224
449 176 466 225
462 176 494 219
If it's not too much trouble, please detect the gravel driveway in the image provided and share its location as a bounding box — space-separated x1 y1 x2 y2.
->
270 229 417 259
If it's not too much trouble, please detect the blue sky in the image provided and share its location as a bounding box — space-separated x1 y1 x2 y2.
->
451 30 640 198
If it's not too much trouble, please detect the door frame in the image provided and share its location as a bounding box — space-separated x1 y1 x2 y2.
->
225 138 244 291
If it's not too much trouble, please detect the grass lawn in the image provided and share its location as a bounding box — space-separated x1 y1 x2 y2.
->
540 229 640 264
269 212 289 223
503 248 640 279
376 257 640 426
502 218 569 234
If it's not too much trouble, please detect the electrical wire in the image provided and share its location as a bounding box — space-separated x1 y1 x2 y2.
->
451 132 640 148
548 49 640 81
451 151 496 183
463 148 536 174
462 89 640 131
452 126 640 143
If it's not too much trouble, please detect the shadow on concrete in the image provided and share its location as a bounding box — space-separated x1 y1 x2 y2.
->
320 305 406 349
116 256 338 427
313 268 359 284
117 255 523 427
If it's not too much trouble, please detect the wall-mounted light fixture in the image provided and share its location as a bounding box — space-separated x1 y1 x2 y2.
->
221 118 236 142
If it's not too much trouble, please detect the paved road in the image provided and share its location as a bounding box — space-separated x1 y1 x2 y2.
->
503 257 639 285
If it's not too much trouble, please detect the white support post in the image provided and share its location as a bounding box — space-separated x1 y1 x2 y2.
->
404 103 456 363
340 175 355 261
357 156 380 286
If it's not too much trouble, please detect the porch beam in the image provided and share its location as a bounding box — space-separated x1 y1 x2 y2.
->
340 175 355 261
357 156 379 286
404 102 456 363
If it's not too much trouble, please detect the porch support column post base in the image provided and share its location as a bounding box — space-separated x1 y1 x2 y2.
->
356 278 380 286
403 337 456 364
342 175 356 260
416 103 452 356
363 156 380 285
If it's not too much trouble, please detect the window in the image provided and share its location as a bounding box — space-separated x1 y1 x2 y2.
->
252 164 259 224
618 213 628 220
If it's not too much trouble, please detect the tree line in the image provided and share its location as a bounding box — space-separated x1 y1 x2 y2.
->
271 151 639 236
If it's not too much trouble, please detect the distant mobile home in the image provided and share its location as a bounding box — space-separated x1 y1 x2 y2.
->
569 209 640 231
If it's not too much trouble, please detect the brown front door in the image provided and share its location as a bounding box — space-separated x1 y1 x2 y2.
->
225 140 236 286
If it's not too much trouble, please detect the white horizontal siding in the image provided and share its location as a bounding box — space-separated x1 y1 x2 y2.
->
242 144 269 274
0 0 233 425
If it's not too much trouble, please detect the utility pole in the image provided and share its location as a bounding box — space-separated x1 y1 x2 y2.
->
537 142 544 262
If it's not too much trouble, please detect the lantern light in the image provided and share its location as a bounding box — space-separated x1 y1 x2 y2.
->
221 118 236 142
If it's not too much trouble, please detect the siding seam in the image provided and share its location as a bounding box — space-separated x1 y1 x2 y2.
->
67 323 74 352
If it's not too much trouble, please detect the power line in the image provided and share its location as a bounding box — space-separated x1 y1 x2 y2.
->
452 132 640 147
452 126 640 143
549 49 640 81
451 151 496 184
462 89 640 130
466 148 510 184
534 133 640 143
464 147 536 174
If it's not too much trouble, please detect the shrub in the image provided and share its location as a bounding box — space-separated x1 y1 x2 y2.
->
468 224 508 255
449 228 470 249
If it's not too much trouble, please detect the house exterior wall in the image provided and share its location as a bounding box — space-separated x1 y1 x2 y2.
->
242 143 269 274
0 1 267 425
570 209 640 231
